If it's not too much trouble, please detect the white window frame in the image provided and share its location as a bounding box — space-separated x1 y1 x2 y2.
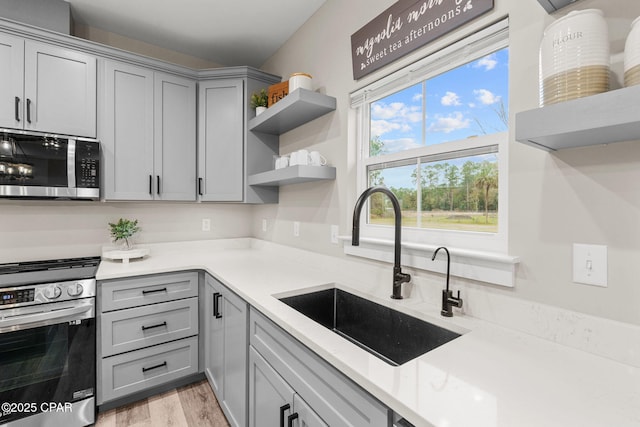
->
347 19 518 287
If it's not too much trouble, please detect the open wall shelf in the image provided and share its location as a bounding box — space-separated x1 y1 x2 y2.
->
248 165 336 186
248 88 336 135
515 85 640 151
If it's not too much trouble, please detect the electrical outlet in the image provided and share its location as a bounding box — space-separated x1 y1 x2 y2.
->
262 219 267 232
202 218 211 232
293 221 300 237
573 243 607 287
331 225 339 244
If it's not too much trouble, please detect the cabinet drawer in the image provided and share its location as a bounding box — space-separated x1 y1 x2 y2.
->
99 336 198 404
101 297 198 356
99 272 198 311
250 309 389 427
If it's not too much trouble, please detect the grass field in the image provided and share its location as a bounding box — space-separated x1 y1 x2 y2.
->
370 211 498 233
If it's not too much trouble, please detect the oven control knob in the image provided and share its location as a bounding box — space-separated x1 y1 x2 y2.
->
44 286 62 299
67 283 84 297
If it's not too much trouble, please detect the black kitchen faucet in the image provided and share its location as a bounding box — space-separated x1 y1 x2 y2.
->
352 186 411 299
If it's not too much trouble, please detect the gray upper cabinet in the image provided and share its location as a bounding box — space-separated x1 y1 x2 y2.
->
0 33 96 137
198 69 281 204
100 59 196 201
204 274 248 427
154 72 196 201
198 79 244 202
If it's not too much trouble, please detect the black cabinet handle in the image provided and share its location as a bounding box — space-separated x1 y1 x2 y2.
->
141 321 167 331
198 177 203 196
156 175 160 195
213 292 222 318
149 175 153 195
287 413 299 427
279 404 291 427
14 96 20 122
26 98 31 123
142 361 167 373
142 287 167 295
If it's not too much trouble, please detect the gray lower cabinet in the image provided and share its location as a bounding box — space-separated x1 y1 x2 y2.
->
249 347 327 427
204 274 248 427
97 272 199 405
249 308 390 427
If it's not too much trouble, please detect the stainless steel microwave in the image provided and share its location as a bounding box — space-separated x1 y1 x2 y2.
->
0 130 100 200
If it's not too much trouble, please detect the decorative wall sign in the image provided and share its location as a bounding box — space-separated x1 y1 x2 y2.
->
351 0 494 80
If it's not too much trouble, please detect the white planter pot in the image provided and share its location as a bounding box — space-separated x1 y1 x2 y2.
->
256 106 267 115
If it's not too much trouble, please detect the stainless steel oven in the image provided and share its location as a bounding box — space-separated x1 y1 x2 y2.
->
0 130 100 200
0 257 99 427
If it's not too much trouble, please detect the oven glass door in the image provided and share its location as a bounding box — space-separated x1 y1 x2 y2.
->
0 134 69 187
0 318 95 423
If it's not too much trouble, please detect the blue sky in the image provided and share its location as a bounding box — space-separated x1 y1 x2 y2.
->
369 48 508 189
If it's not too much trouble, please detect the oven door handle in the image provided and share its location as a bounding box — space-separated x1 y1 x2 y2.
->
0 303 94 332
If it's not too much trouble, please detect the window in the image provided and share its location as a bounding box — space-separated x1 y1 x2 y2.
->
352 20 509 253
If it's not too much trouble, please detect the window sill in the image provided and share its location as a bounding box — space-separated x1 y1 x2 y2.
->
339 236 519 287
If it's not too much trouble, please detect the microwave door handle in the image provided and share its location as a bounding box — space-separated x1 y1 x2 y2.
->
0 304 93 332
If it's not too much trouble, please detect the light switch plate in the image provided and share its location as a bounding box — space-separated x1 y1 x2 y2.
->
293 221 300 237
573 243 607 287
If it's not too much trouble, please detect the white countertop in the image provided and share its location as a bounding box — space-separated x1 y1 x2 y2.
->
97 239 640 427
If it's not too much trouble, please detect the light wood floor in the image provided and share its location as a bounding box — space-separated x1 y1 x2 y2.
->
95 380 230 427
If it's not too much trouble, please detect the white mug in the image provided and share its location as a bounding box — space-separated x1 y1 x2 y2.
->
309 151 327 166
275 155 289 169
290 149 309 166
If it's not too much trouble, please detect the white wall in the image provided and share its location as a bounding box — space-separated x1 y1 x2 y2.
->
254 0 640 326
0 200 253 262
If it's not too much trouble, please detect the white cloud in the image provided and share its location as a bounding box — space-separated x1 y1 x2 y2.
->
383 138 422 153
474 89 501 105
468 102 476 108
412 93 423 102
428 112 471 133
370 101 422 137
441 91 461 106
473 54 498 71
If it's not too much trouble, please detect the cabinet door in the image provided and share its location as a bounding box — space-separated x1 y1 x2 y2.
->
204 276 224 396
198 79 244 202
154 72 196 201
293 394 329 427
0 33 24 129
100 60 154 200
220 283 248 427
249 346 295 427
24 41 96 137
205 275 248 427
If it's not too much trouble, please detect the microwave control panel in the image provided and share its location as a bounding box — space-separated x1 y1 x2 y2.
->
75 141 100 189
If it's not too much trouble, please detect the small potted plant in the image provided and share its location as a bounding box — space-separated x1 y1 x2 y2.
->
108 218 140 250
250 89 269 115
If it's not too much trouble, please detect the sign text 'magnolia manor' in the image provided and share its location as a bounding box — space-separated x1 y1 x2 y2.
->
351 0 494 80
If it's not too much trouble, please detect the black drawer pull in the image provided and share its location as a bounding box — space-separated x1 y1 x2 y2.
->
198 177 203 196
142 361 167 373
287 412 298 427
156 175 160 195
279 404 290 427
14 96 20 122
213 292 222 319
142 287 167 295
149 175 153 195
141 321 167 331
26 98 31 123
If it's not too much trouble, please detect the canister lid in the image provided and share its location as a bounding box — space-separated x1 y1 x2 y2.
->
290 72 312 79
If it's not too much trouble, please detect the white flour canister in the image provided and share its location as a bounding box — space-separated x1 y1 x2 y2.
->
289 73 313 92
539 9 610 106
624 16 640 87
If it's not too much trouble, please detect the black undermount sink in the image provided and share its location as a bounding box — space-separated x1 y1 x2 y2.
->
279 288 461 366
